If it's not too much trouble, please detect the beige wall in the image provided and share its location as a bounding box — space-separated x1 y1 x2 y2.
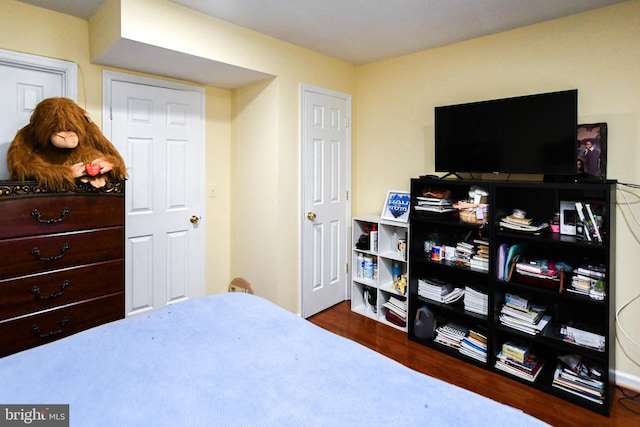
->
354 1 640 380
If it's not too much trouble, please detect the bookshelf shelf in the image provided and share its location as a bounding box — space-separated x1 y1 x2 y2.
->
407 177 616 416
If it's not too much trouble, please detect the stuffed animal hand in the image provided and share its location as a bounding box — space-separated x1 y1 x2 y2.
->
86 158 114 176
79 158 115 188
70 162 86 178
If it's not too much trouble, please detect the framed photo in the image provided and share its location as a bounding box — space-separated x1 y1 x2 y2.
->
577 123 607 179
381 190 410 223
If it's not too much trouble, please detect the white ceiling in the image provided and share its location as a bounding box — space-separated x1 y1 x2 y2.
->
17 0 627 86
19 0 628 64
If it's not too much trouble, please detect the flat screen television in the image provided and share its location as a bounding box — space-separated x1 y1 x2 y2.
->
434 89 578 176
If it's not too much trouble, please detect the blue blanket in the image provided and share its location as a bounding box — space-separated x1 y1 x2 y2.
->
0 293 549 426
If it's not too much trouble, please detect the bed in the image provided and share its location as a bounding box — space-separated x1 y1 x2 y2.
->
0 293 549 426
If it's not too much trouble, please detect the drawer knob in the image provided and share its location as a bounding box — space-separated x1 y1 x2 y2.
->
31 207 71 224
31 316 70 339
31 280 71 300
31 243 71 261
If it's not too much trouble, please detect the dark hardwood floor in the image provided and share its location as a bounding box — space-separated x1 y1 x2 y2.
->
308 301 640 427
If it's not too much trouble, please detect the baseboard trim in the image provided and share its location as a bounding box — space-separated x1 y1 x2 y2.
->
616 370 640 392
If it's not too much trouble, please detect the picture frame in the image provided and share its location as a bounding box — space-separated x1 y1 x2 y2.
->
577 123 607 179
381 190 410 223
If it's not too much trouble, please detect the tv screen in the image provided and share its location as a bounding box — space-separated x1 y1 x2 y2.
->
434 89 578 176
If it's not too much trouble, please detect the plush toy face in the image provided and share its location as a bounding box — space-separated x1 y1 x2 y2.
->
51 131 79 149
29 98 89 151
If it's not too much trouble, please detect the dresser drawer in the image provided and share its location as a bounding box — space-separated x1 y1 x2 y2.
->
0 227 124 280
0 260 124 321
0 292 124 358
0 195 123 239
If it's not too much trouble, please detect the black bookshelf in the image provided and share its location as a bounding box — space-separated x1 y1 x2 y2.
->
407 177 616 415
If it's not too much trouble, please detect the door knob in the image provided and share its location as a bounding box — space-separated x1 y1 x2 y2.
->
306 212 317 221
190 215 200 224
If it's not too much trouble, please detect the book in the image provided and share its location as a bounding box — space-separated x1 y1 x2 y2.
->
414 205 457 213
416 196 454 206
504 294 529 312
434 322 469 349
574 202 591 241
501 304 545 324
500 314 550 335
552 364 604 404
501 340 530 364
385 310 407 327
504 243 527 281
503 215 533 225
463 287 488 316
383 301 407 318
585 203 603 242
495 352 544 382
575 265 606 278
500 218 549 233
561 325 605 352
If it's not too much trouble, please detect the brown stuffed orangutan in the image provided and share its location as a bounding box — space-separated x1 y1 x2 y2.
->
7 97 127 191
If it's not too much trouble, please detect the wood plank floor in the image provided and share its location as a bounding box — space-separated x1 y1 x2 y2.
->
308 301 640 427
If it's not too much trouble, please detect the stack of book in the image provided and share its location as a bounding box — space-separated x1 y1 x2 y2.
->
552 355 605 404
560 324 605 352
459 329 487 362
417 278 464 304
495 341 544 382
499 293 550 335
454 241 475 265
433 322 468 349
569 264 606 300
499 215 549 234
382 296 407 327
515 259 560 281
469 239 490 272
463 286 488 316
414 196 455 214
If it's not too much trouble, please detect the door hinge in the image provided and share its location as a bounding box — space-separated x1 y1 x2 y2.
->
345 117 350 128
345 190 349 201
345 263 349 274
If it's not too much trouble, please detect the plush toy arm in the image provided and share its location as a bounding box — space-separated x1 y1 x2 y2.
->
7 131 79 191
15 156 78 191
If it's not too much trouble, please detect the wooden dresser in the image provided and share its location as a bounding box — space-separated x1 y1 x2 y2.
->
0 180 125 357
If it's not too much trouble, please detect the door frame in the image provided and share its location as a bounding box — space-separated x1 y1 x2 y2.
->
0 48 77 101
299 84 352 316
102 70 206 313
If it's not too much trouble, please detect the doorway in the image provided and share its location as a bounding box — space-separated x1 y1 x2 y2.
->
0 48 77 179
103 71 206 316
300 85 352 318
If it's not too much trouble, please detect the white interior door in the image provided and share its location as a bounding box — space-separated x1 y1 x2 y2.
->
105 73 205 316
301 85 351 318
0 49 77 179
